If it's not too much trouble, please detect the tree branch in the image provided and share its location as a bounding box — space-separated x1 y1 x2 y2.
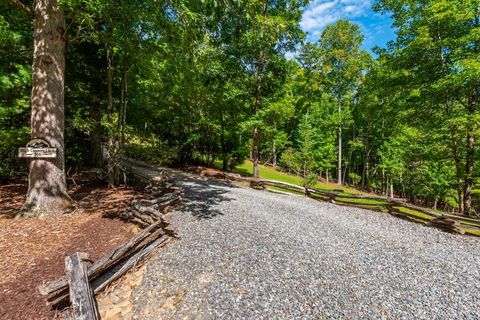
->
8 0 34 17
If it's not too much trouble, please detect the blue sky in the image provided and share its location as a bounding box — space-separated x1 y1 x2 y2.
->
300 0 396 53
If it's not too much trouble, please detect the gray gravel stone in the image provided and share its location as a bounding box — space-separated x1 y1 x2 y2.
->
131 172 480 320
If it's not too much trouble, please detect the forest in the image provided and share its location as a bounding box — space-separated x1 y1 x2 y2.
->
1 0 479 216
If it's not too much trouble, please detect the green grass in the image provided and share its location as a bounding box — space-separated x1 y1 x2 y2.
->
395 207 434 221
233 160 363 195
458 220 480 227
336 197 387 206
464 228 480 236
233 161 303 185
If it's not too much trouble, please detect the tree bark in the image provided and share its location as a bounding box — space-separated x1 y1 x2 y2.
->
252 58 263 179
89 95 102 167
464 97 475 215
272 139 277 167
449 127 464 213
252 127 259 178
220 110 228 171
389 176 394 198
24 0 72 215
112 65 127 185
118 66 127 144
106 48 115 187
337 98 342 185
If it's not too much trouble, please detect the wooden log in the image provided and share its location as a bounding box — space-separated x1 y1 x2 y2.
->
457 223 480 231
46 226 168 306
431 217 460 226
266 188 303 197
110 210 152 227
93 236 168 294
390 200 441 218
131 200 163 218
154 199 180 211
65 252 99 320
442 213 480 224
250 180 265 190
152 192 181 204
387 206 431 223
261 179 305 192
130 209 157 225
39 220 163 297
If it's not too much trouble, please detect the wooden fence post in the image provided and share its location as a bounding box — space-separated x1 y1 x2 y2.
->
65 252 99 320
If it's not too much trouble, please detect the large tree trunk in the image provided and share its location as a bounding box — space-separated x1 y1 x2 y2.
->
464 130 474 215
389 176 394 198
89 95 103 167
252 127 259 178
272 138 277 167
219 110 228 171
106 49 115 187
464 103 475 215
252 59 263 179
24 0 71 215
449 127 465 213
118 66 127 144
337 98 342 185
112 65 127 185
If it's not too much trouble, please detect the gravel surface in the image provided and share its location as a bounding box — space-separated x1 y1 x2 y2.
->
131 170 480 320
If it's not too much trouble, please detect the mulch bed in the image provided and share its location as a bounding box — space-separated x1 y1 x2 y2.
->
0 180 140 320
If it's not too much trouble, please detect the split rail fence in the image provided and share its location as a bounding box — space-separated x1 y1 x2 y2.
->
224 173 480 237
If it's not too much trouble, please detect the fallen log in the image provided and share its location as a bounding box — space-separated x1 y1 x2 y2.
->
65 252 99 320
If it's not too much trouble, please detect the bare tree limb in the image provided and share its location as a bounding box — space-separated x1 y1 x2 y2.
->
8 0 34 17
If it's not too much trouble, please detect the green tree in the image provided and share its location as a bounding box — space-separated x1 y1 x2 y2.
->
234 0 306 178
7 0 72 215
375 0 480 214
318 20 369 185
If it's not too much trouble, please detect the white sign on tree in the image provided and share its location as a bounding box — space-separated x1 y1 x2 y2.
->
18 138 57 159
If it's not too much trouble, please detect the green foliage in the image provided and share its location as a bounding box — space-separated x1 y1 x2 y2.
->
2 0 480 213
349 172 361 186
0 4 31 178
126 133 177 165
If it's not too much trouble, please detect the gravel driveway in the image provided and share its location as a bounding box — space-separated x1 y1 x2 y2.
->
131 169 480 320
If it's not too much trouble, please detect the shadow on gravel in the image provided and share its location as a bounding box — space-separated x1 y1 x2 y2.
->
179 177 236 220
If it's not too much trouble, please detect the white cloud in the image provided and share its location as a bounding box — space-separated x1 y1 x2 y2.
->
300 0 372 41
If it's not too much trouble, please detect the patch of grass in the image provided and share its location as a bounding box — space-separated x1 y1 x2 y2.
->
394 207 434 221
464 228 480 236
336 197 387 206
233 160 364 196
234 161 303 185
267 186 305 196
